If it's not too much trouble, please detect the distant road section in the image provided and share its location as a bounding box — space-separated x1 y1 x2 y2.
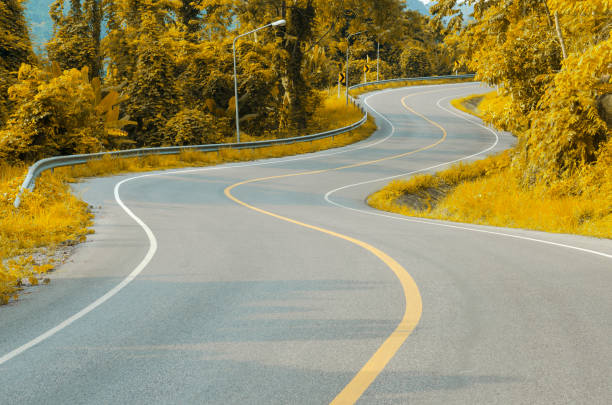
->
1 82 611 404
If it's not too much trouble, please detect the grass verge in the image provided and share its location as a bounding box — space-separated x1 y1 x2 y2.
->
368 93 612 239
1 166 93 304
0 96 375 305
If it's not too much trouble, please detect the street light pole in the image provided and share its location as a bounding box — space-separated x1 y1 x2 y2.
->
232 19 286 143
377 40 380 82
345 30 365 105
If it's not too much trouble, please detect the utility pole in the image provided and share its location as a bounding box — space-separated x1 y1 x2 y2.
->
377 41 380 81
232 19 286 143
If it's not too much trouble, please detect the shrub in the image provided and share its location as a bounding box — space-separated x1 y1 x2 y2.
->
400 46 431 78
163 109 229 146
0 64 130 163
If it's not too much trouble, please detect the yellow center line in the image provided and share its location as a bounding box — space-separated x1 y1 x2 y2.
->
224 87 457 404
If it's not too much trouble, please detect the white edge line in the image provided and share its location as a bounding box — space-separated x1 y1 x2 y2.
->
324 95 612 261
0 83 476 365
0 178 158 365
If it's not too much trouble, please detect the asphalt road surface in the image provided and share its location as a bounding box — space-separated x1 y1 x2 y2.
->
2 82 612 404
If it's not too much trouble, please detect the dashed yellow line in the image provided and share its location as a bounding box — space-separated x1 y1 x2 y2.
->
224 88 454 404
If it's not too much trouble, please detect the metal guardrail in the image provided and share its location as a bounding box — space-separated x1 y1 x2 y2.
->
14 98 367 208
349 73 475 91
14 73 475 208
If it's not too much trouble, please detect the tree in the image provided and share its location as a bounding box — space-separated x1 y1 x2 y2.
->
400 46 431 77
47 0 103 78
0 0 34 125
234 0 406 130
163 108 228 145
123 10 179 146
0 64 130 162
431 0 611 185
3 0 449 153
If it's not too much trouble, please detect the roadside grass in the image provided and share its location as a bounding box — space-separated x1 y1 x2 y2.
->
58 116 375 180
368 93 612 239
0 165 93 304
450 91 504 120
349 76 475 98
0 96 374 305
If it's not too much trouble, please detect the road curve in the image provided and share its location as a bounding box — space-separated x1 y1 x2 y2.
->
2 82 612 404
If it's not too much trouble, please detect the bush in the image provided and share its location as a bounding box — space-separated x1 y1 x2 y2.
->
0 64 118 162
400 46 432 78
163 109 229 146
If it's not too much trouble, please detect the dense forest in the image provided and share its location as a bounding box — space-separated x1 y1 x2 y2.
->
2 0 608 187
364 0 611 240
431 0 611 186
0 0 456 163
22 0 433 45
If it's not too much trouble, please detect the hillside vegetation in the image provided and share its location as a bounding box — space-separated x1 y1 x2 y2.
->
371 0 612 238
22 0 436 46
2 0 458 164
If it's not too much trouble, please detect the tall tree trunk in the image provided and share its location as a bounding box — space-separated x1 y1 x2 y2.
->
279 0 314 131
89 0 103 78
541 1 566 62
554 11 567 59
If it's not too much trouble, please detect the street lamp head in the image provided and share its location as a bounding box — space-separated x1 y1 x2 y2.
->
271 19 287 27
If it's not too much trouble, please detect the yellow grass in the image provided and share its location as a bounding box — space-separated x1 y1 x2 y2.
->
58 97 373 179
0 96 375 305
0 165 93 304
369 93 612 239
58 118 375 180
450 91 500 118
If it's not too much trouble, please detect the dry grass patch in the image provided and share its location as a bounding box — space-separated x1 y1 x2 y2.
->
1 165 93 304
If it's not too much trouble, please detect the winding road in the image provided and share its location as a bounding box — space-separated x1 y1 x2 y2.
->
2 82 612 404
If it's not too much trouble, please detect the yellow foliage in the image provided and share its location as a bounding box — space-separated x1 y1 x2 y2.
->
0 64 131 163
369 91 612 239
369 148 611 239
